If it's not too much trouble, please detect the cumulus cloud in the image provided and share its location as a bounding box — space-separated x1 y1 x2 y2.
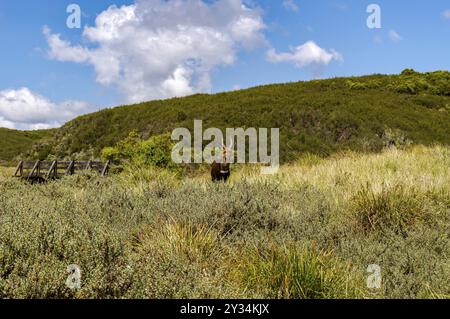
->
266 41 343 72
388 30 402 42
0 88 89 130
44 0 266 103
283 0 299 12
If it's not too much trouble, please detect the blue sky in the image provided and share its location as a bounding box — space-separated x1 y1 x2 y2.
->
0 0 449 129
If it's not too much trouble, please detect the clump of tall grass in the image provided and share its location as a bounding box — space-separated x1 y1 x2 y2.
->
240 243 363 299
130 221 220 264
126 220 242 298
351 184 432 235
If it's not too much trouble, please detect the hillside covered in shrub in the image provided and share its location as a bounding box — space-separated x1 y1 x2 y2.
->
6 70 450 163
0 128 53 165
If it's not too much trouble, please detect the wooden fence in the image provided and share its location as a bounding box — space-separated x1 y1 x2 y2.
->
13 160 112 181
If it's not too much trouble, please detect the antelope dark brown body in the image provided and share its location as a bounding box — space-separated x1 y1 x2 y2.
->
211 140 233 182
211 161 230 182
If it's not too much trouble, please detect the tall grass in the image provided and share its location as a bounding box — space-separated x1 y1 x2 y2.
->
240 244 363 299
352 184 432 235
0 146 448 298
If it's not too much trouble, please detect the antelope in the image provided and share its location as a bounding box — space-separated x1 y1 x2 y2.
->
211 138 233 182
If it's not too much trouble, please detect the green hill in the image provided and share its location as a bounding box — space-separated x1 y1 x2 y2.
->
6 70 450 163
0 128 54 165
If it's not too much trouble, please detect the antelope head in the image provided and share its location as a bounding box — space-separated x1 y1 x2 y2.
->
220 137 234 164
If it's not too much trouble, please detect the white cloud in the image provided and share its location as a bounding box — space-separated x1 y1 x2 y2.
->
0 118 15 130
443 10 450 19
0 88 89 130
388 30 402 42
266 41 343 69
283 0 299 12
44 0 266 103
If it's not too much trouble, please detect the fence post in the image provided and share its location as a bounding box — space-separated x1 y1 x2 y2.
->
13 161 23 177
47 161 57 179
65 161 75 176
27 160 40 180
101 160 110 176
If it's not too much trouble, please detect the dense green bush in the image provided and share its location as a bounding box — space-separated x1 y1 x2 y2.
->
401 68 419 76
101 131 176 170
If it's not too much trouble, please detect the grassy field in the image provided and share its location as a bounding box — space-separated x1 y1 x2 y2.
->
0 145 448 298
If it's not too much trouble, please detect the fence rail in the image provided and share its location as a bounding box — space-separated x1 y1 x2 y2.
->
13 160 112 181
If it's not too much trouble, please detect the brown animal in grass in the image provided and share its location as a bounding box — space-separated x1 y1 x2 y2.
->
211 139 233 182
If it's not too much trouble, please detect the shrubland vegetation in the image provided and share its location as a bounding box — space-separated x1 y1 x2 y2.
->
0 145 448 298
14 70 450 163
